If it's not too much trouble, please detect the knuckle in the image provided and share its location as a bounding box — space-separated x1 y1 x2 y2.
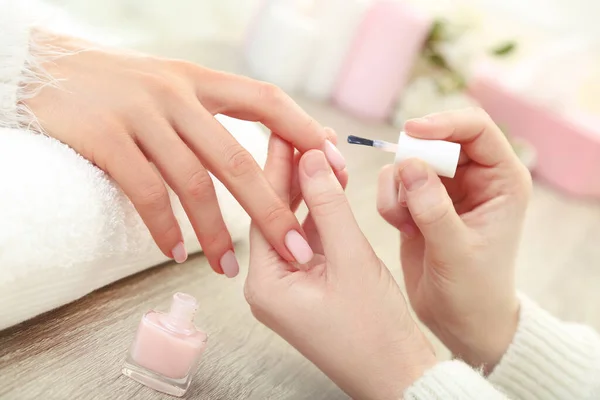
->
198 229 230 253
162 223 182 243
413 197 451 227
258 83 286 107
184 169 215 202
141 74 182 103
262 202 290 226
224 146 258 179
376 201 395 220
470 106 490 120
134 182 169 211
309 191 348 218
97 132 131 166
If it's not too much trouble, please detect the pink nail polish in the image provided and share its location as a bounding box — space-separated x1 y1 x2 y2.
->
284 230 314 264
172 242 188 264
220 250 240 278
122 293 208 397
323 140 346 171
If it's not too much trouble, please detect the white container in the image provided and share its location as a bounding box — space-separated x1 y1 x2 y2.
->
244 1 317 92
303 0 370 100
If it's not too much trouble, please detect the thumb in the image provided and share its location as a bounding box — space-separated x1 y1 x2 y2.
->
399 159 467 259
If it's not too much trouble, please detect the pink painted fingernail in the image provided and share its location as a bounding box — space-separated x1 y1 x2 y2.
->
220 250 239 278
284 230 314 265
172 242 188 263
323 140 346 171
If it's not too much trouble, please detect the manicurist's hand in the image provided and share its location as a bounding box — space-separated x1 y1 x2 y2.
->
25 32 345 276
245 134 436 400
377 108 532 372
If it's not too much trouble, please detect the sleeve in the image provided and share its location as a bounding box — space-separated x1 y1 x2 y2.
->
404 360 509 399
0 0 111 131
0 0 36 130
488 295 600 400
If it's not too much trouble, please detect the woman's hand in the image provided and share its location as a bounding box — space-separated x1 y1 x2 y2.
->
377 108 532 372
245 135 436 400
25 32 345 276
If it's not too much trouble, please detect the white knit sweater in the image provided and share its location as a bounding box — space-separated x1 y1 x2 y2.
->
405 296 600 399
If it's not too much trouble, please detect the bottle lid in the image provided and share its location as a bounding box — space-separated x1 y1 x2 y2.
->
395 132 460 178
168 292 198 327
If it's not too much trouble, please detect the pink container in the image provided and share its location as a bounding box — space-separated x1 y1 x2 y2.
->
333 0 431 121
469 76 600 199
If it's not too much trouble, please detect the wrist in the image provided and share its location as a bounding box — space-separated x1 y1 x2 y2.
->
435 298 520 374
365 330 438 400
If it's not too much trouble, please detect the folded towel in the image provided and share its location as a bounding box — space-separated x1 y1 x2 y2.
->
0 114 268 330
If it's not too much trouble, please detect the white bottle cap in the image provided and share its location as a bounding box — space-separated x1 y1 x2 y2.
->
395 132 461 178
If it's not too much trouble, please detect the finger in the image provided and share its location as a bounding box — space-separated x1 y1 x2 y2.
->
299 150 373 269
376 165 417 238
172 102 313 265
290 158 349 212
249 134 297 268
194 71 345 171
399 159 468 260
404 108 518 168
135 118 237 277
264 133 294 203
103 136 185 262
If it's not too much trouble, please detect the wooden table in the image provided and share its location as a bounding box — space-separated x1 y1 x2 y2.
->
2 41 600 400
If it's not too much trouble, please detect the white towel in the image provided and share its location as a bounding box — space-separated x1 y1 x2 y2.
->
0 115 268 330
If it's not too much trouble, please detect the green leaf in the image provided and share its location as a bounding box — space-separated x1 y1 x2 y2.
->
427 51 448 69
492 41 517 56
427 20 446 43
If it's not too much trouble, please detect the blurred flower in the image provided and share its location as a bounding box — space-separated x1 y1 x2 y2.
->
393 77 478 127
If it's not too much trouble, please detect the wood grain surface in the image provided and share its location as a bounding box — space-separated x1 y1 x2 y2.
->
2 41 600 400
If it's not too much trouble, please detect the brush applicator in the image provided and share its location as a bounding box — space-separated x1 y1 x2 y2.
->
347 133 461 178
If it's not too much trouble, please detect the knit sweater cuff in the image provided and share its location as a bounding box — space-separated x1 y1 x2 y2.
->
404 360 507 399
488 295 600 399
0 0 108 132
0 0 32 129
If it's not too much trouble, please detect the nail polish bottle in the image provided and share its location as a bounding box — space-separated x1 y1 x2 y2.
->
122 293 208 397
333 0 432 121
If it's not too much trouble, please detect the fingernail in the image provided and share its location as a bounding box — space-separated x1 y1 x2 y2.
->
324 126 338 142
220 250 239 278
172 242 188 263
410 115 436 125
398 183 408 207
284 230 314 264
400 161 429 191
303 150 330 177
323 140 346 171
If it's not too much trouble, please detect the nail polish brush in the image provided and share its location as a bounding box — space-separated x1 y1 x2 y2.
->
347 133 461 178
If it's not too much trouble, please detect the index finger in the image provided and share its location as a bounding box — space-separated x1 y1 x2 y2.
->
194 70 338 153
404 107 518 168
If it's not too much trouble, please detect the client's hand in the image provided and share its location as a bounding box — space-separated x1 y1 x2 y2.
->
245 135 436 400
377 108 532 372
25 32 344 276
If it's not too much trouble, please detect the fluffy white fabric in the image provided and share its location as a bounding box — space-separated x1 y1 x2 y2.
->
405 297 600 399
0 0 268 330
0 116 268 330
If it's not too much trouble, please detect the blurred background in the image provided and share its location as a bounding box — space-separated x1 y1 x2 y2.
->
44 0 599 176
44 0 600 330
